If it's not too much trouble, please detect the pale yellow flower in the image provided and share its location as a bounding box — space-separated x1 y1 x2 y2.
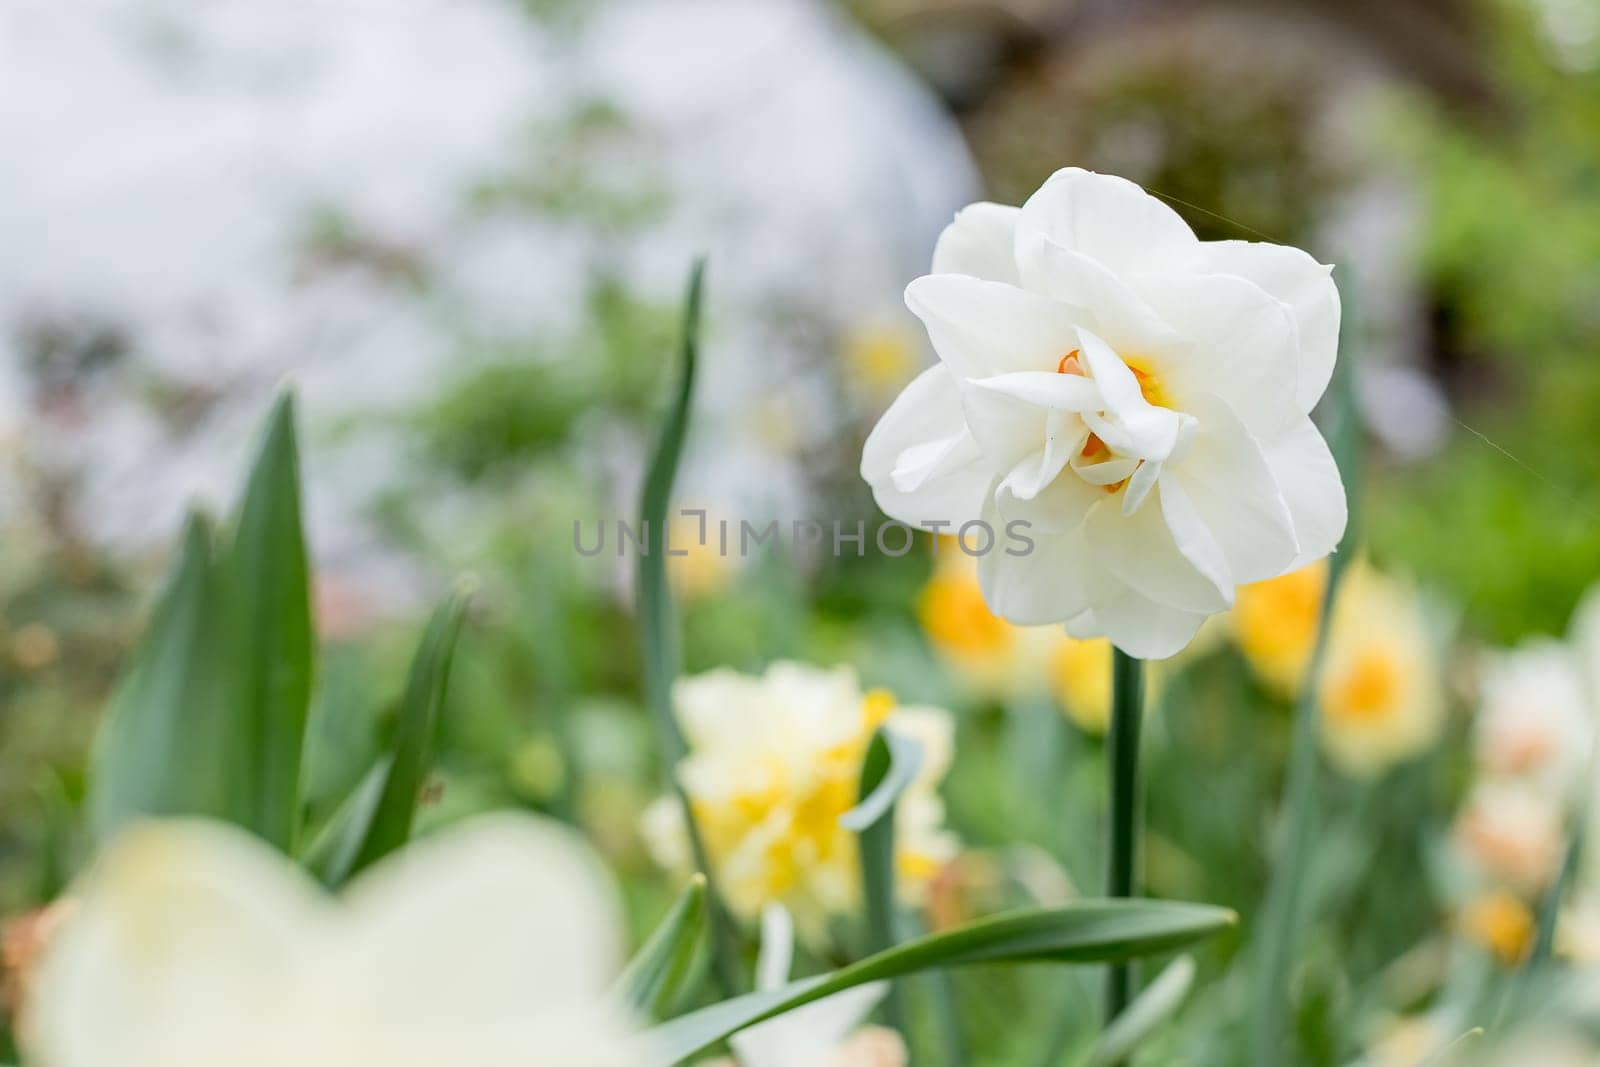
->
642 662 958 944
666 509 735 602
1316 563 1446 778
1362 1014 1456 1067
22 816 645 1067
1231 560 1327 697
843 320 920 404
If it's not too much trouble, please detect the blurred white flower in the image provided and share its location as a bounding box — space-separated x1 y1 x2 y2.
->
1453 781 1566 896
641 662 958 946
22 816 646 1067
862 168 1346 659
709 905 905 1067
1475 640 1594 799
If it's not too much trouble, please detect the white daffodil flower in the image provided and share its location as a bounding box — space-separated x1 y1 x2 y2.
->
21 815 647 1067
714 905 904 1067
862 167 1347 658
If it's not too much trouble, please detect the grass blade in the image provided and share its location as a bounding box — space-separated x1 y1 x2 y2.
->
1249 268 1364 1066
636 260 739 993
299 757 390 887
1084 956 1196 1067
615 875 709 1020
341 589 469 880
646 899 1235 1065
226 392 314 850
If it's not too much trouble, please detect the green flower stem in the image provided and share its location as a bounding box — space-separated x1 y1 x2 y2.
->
1105 649 1146 1027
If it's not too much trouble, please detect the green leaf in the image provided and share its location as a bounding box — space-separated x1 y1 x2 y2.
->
646 899 1235 1065
1083 955 1195 1067
87 513 250 842
840 726 923 834
637 260 702 769
636 260 739 994
340 590 470 881
226 392 314 850
614 875 708 1020
299 757 390 887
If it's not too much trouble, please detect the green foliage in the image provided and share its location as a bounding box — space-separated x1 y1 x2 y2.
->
337 592 470 882
614 875 708 1021
86 514 251 841
226 394 314 850
646 900 1237 1065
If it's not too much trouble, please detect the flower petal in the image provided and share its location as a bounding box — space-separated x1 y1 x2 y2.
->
1181 240 1339 411
1013 230 1185 356
959 371 1099 489
862 365 991 528
1129 272 1301 438
979 494 1095 624
339 814 625 1020
1079 329 1187 462
24 820 322 1067
905 274 1080 380
1018 167 1197 274
932 202 1022 284
1259 415 1347 570
1169 392 1299 585
1081 568 1212 660
1084 488 1231 614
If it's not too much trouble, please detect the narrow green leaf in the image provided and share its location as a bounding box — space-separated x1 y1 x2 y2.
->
849 728 919 1048
614 875 708 1020
636 260 739 994
646 900 1235 1065
299 757 391 887
227 392 314 850
1249 269 1365 1067
638 260 702 769
342 589 469 879
88 513 249 842
1084 955 1195 1067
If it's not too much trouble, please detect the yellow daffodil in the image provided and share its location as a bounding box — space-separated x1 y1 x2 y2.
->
1460 888 1536 965
1316 563 1445 778
917 541 1058 704
1050 634 1115 733
642 662 958 945
1231 560 1328 698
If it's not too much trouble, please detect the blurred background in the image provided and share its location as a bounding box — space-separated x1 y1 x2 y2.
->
3 0 1600 1062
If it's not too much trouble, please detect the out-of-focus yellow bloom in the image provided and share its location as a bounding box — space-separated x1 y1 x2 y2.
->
1232 560 1328 697
666 511 734 601
1050 635 1113 733
916 542 1058 705
1316 564 1446 778
1460 889 1535 965
641 662 958 945
1453 782 1566 895
843 321 919 403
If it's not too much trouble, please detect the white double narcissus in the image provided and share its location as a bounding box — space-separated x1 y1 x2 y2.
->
863 168 1347 659
21 816 647 1067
